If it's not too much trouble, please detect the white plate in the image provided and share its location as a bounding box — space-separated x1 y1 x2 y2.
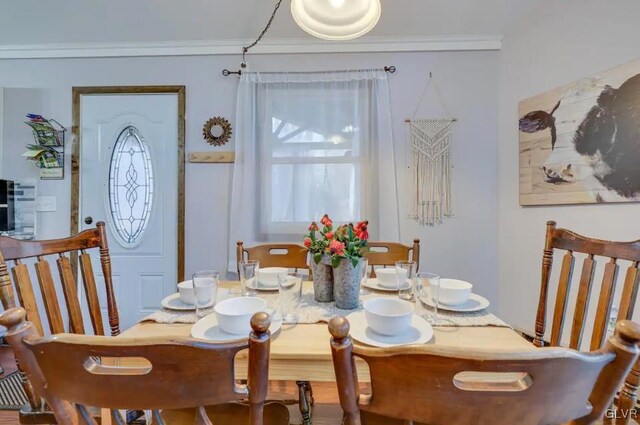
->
422 288 490 312
345 311 434 348
191 311 283 343
161 293 215 311
245 277 280 292
362 278 411 292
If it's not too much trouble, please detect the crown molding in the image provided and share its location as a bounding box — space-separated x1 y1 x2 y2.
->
0 35 502 59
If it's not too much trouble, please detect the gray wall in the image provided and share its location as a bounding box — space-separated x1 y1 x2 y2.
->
0 50 501 304
497 0 640 336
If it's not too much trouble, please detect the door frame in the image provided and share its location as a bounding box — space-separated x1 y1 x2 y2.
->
71 85 186 281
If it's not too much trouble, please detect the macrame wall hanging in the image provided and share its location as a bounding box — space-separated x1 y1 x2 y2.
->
406 73 457 226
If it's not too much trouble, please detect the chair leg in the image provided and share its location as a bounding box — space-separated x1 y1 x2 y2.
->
296 381 313 425
616 357 640 424
16 358 40 410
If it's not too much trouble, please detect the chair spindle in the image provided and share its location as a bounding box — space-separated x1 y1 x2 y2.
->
569 254 596 349
35 256 65 334
57 254 85 334
591 258 619 351
79 250 105 336
11 259 45 336
550 251 575 346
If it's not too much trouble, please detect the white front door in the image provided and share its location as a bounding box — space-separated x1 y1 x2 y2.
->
80 93 179 330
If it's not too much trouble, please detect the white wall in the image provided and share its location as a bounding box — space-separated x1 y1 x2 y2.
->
0 50 500 304
498 0 640 334
2 88 70 238
0 87 4 176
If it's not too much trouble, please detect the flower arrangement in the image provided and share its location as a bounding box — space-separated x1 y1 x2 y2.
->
304 214 369 268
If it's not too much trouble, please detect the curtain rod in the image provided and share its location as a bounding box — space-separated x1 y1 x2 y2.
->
222 66 396 77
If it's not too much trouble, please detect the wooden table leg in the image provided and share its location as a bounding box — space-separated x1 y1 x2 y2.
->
297 381 313 425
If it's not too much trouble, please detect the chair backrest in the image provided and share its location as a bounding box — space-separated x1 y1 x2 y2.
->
236 241 310 275
536 221 640 351
365 239 420 278
0 222 118 338
0 308 273 425
329 316 640 425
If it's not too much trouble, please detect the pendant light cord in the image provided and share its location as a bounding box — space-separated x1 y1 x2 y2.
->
241 0 285 69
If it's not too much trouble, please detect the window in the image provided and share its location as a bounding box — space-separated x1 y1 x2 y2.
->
260 85 368 235
229 70 399 268
108 126 154 246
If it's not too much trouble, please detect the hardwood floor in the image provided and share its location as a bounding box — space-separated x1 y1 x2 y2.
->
0 345 343 424
0 344 19 425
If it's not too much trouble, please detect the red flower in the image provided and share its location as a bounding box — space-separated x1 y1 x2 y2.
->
325 231 334 240
308 222 319 231
355 221 369 240
303 238 312 248
328 240 345 256
320 214 333 228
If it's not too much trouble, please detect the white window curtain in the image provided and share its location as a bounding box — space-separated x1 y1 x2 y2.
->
228 69 399 272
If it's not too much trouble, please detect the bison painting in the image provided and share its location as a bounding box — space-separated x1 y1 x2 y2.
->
518 60 640 205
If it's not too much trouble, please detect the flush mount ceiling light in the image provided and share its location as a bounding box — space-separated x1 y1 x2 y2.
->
291 0 382 41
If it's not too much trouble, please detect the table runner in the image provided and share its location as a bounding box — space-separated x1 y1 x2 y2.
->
142 286 508 328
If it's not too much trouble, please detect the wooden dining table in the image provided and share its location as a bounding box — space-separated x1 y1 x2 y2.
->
122 281 534 381
117 281 535 424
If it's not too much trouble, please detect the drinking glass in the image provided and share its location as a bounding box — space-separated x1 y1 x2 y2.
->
417 272 440 324
396 261 417 301
359 258 370 296
277 272 303 324
239 260 259 297
192 270 219 318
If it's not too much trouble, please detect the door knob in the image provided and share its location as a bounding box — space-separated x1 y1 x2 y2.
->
84 216 93 225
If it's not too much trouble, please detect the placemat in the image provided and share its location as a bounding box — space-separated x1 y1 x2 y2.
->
142 286 508 328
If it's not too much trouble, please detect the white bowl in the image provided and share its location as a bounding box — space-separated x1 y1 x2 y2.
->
432 279 473 306
257 267 288 288
376 267 408 288
214 297 267 335
363 298 414 336
178 280 216 305
177 280 196 304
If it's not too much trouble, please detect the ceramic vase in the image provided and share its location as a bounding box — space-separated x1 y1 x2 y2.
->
333 258 363 310
311 255 334 302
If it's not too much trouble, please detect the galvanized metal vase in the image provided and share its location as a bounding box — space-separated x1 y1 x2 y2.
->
333 258 363 310
311 255 334 302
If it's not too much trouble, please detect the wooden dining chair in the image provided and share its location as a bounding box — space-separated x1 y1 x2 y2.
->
236 241 315 423
236 241 311 277
535 221 640 414
329 316 640 425
365 239 420 278
0 307 288 425
0 222 119 422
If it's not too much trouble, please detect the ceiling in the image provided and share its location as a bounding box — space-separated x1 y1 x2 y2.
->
0 0 540 46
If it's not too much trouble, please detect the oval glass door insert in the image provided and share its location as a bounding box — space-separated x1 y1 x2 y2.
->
108 126 154 246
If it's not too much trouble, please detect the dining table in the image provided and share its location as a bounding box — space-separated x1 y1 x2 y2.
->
114 280 535 424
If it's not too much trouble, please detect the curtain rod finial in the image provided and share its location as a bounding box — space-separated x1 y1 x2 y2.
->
222 69 242 76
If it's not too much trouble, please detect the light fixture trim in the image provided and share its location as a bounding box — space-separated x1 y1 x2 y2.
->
291 0 382 41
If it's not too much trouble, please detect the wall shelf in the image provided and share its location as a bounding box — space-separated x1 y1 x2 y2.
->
24 116 66 180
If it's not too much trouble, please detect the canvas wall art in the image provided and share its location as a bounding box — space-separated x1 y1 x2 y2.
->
519 59 640 205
